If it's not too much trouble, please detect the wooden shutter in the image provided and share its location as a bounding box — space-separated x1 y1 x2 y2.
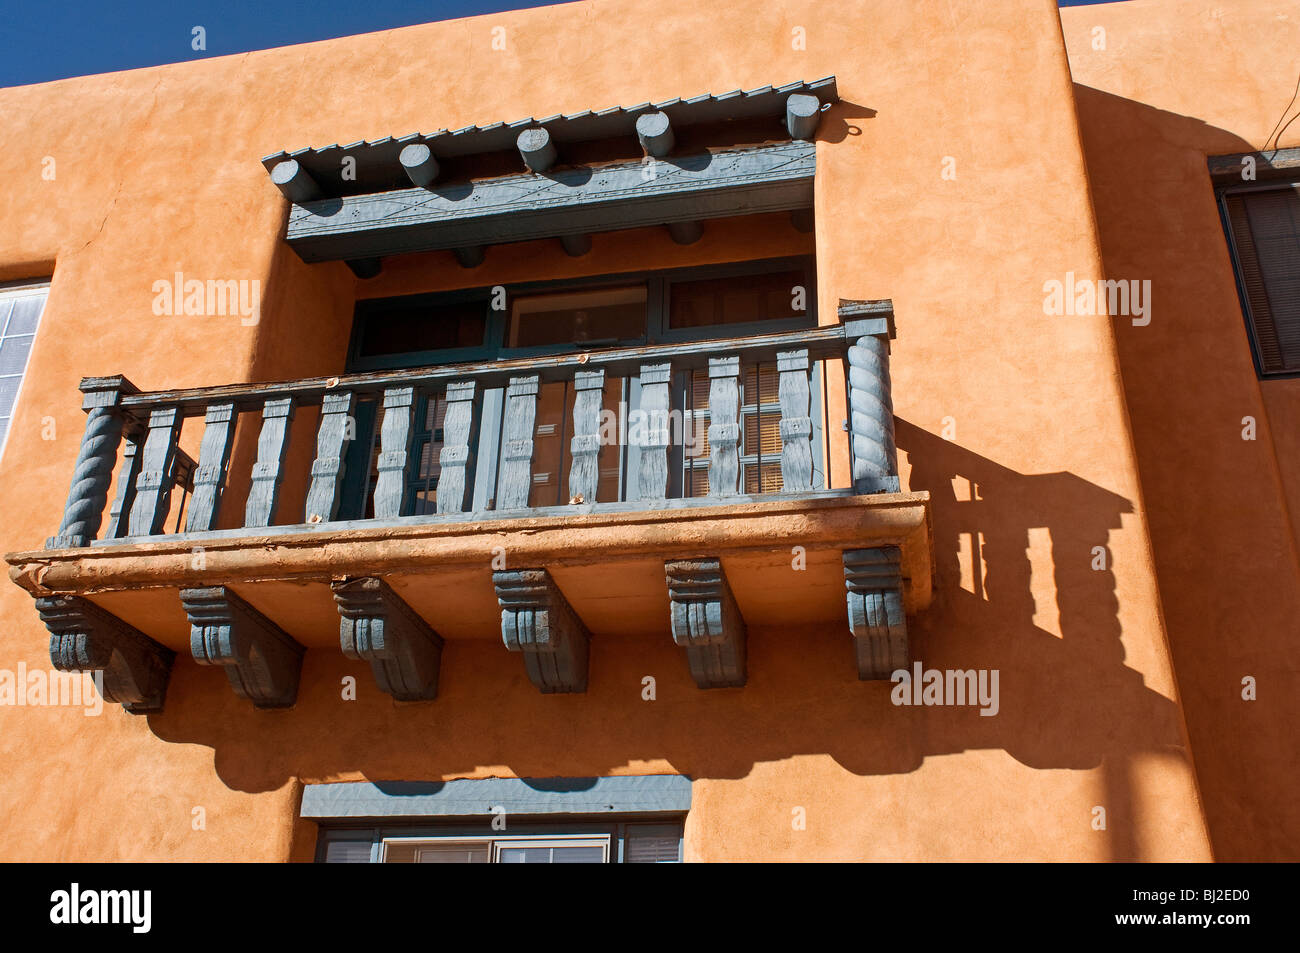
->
1225 185 1300 374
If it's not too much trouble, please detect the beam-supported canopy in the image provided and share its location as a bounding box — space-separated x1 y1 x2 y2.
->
285 140 815 263
264 78 837 265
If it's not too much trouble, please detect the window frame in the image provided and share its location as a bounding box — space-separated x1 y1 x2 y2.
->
316 818 684 864
0 278 52 464
340 256 820 512
344 255 817 373
1215 177 1300 380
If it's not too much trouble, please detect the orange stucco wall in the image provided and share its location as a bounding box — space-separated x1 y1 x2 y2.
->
2 0 1281 861
1061 0 1300 861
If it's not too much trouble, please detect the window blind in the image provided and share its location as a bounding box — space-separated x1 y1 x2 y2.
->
1225 185 1300 375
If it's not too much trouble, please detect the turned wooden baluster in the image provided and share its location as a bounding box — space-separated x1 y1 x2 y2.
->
47 375 138 548
777 348 814 492
706 355 741 498
185 402 237 532
127 407 183 537
437 381 478 514
373 387 415 519
244 397 295 527
567 369 604 504
635 363 671 501
497 375 539 510
842 303 899 494
103 424 142 540
304 391 355 523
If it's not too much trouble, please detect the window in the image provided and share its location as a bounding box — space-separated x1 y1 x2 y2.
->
0 280 49 461
347 256 815 371
305 777 690 862
339 258 820 514
668 268 807 330
382 834 609 863
682 363 796 496
318 823 684 864
355 295 488 357
1220 182 1300 376
508 286 647 347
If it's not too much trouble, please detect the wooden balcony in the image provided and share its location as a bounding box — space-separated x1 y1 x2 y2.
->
6 300 932 712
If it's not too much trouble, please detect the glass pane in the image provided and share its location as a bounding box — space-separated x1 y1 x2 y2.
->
743 461 784 494
526 380 568 508
624 831 682 863
497 845 604 863
6 294 46 335
323 838 374 863
415 846 489 863
383 841 489 863
357 297 487 358
686 367 709 412
497 846 550 863
669 270 805 329
0 335 33 376
743 413 782 458
508 286 646 348
0 376 20 417
686 466 709 497
551 846 605 863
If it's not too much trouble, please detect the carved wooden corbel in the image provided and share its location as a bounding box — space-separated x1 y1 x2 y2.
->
664 558 747 688
493 569 590 693
332 577 443 701
181 586 304 708
843 546 908 679
35 594 174 713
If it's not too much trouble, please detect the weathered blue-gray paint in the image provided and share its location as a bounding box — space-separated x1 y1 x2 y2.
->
300 774 692 818
261 77 837 192
285 141 815 263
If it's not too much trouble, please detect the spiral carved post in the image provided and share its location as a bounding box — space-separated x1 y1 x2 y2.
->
840 300 900 494
46 376 139 549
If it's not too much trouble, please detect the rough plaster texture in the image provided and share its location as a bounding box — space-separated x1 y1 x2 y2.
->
0 0 1272 860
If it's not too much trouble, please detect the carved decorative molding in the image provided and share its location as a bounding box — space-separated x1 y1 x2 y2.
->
333 577 444 701
493 569 590 693
843 547 908 679
664 558 747 688
181 586 304 708
35 594 174 713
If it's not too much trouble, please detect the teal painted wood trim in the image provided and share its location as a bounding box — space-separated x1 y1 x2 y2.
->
300 775 692 818
285 141 815 263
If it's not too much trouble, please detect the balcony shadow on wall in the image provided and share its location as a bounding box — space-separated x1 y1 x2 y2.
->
139 417 1191 859
1068 83 1300 860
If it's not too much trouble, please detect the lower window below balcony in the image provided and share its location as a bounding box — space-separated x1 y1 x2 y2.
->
319 822 683 864
305 776 691 863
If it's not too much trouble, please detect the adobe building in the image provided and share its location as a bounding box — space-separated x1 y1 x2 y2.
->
0 0 1294 861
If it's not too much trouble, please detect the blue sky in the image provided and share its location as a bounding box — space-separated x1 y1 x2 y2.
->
0 0 1124 88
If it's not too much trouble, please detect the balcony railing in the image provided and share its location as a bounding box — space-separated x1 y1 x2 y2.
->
46 301 901 549
15 299 928 712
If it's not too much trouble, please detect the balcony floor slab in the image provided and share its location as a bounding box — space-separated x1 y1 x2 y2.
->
8 491 932 653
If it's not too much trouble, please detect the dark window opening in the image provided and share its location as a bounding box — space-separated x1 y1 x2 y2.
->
668 269 806 330
508 285 647 348
353 294 491 363
1220 182 1300 377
